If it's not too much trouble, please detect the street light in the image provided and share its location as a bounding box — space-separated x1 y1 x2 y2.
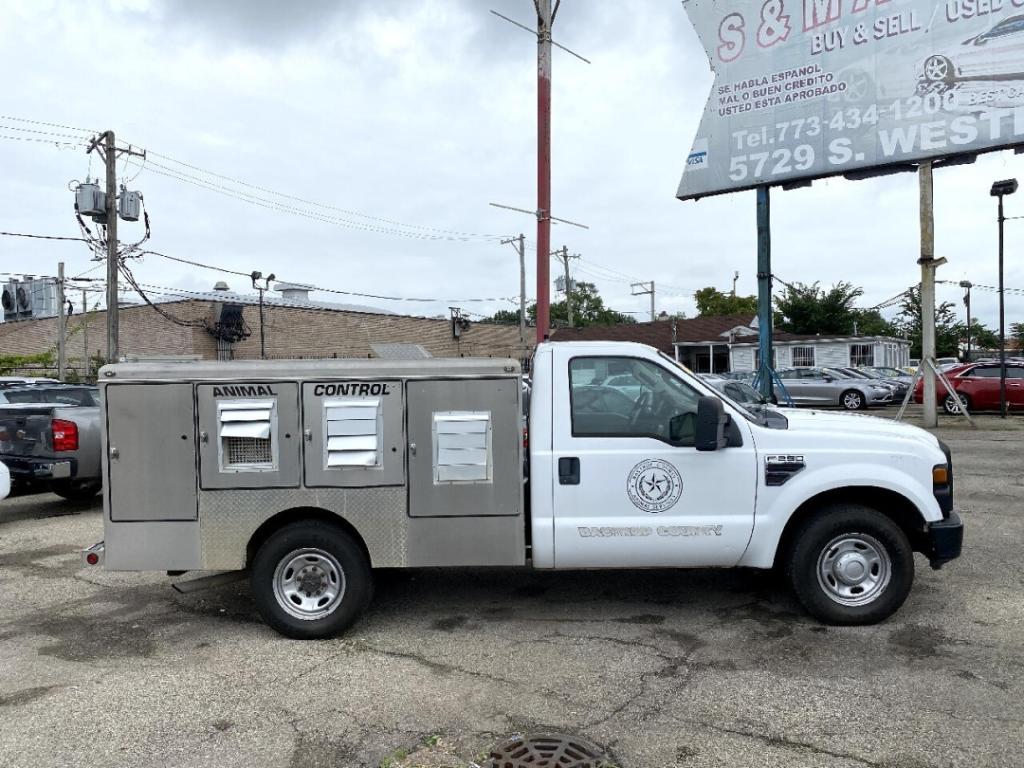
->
990 178 1017 419
959 280 973 362
250 271 276 360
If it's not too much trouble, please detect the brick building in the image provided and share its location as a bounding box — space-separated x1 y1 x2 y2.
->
0 287 527 378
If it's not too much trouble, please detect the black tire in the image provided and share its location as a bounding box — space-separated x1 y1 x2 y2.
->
943 392 970 415
52 480 102 501
250 521 372 640
840 389 866 411
787 504 914 625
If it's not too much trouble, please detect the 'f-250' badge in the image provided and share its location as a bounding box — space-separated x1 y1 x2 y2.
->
627 459 682 513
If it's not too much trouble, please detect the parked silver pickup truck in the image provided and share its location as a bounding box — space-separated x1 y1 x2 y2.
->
0 386 102 500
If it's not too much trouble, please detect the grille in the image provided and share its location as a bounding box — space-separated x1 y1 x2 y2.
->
483 734 610 768
224 436 272 466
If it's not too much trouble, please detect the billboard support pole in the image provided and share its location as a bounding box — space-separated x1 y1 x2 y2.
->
919 161 938 428
756 185 773 400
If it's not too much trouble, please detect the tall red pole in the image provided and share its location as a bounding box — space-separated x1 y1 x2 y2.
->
536 0 553 343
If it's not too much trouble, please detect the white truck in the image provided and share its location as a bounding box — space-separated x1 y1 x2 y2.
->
83 341 962 639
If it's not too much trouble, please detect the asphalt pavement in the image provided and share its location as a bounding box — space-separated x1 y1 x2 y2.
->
0 414 1021 767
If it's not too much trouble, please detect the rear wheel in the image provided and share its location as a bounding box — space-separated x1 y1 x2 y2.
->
943 392 970 415
787 504 914 625
52 480 101 501
251 522 372 639
840 389 865 410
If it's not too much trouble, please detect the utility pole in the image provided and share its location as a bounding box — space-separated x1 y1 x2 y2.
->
489 2 588 342
536 0 553 343
56 262 66 382
502 234 528 347
732 271 739 297
631 281 656 322
103 131 119 363
919 162 939 428
960 280 973 361
85 130 145 364
554 246 578 327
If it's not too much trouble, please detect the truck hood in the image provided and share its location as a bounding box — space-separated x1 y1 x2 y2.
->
777 409 940 449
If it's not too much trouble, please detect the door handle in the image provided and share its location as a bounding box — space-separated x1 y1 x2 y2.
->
558 457 580 485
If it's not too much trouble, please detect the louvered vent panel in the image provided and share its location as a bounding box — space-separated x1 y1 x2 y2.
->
325 398 381 468
219 400 275 469
433 412 491 483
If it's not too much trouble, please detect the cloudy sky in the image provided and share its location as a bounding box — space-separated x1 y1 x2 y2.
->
1 0 1022 331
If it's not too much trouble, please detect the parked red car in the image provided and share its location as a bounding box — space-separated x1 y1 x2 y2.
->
914 362 1024 414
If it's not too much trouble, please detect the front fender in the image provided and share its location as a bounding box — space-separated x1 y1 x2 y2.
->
738 461 941 569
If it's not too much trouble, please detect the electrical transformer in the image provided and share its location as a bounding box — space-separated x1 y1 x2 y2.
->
76 181 106 218
119 190 141 222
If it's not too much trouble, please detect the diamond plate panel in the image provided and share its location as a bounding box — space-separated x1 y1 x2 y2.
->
199 487 408 569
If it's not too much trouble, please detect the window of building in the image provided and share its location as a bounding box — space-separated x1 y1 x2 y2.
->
850 344 874 367
792 346 816 367
569 357 702 445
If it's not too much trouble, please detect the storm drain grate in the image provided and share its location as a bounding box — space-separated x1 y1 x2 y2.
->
482 733 610 768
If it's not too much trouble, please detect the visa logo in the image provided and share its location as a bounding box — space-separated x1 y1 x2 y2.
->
687 151 708 166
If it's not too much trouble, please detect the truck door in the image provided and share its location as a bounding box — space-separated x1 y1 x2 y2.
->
550 350 757 568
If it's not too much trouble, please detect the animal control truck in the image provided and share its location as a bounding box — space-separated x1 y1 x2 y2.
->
82 341 963 639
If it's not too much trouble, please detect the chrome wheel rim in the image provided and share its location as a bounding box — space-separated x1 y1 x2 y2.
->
817 533 891 606
273 548 346 621
945 394 966 414
925 56 949 81
843 392 862 409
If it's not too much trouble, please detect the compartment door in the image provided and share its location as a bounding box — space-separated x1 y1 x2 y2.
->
406 379 520 518
302 380 405 487
197 383 300 489
106 383 197 521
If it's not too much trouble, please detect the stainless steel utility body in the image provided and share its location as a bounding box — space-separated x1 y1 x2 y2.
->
98 358 524 572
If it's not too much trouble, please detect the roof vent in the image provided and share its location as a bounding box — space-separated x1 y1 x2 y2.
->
213 281 230 292
276 283 313 302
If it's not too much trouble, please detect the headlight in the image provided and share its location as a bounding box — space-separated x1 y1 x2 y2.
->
871 386 889 393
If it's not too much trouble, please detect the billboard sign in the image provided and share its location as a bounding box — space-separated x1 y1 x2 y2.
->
678 0 1024 199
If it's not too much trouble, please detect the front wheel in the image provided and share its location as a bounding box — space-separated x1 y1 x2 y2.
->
840 389 866 410
787 504 914 625
923 54 954 83
250 522 372 639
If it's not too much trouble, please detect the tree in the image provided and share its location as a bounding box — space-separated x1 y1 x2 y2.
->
1010 322 1024 352
773 281 896 337
694 287 758 317
893 287 961 359
964 320 999 351
483 282 636 328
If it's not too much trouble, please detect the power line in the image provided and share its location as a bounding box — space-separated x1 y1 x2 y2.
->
0 231 91 243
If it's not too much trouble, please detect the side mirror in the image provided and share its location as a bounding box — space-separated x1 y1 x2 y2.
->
823 375 834 382
695 396 729 452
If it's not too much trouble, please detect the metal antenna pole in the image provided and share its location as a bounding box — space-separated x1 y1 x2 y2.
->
536 0 553 343
630 281 656 323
